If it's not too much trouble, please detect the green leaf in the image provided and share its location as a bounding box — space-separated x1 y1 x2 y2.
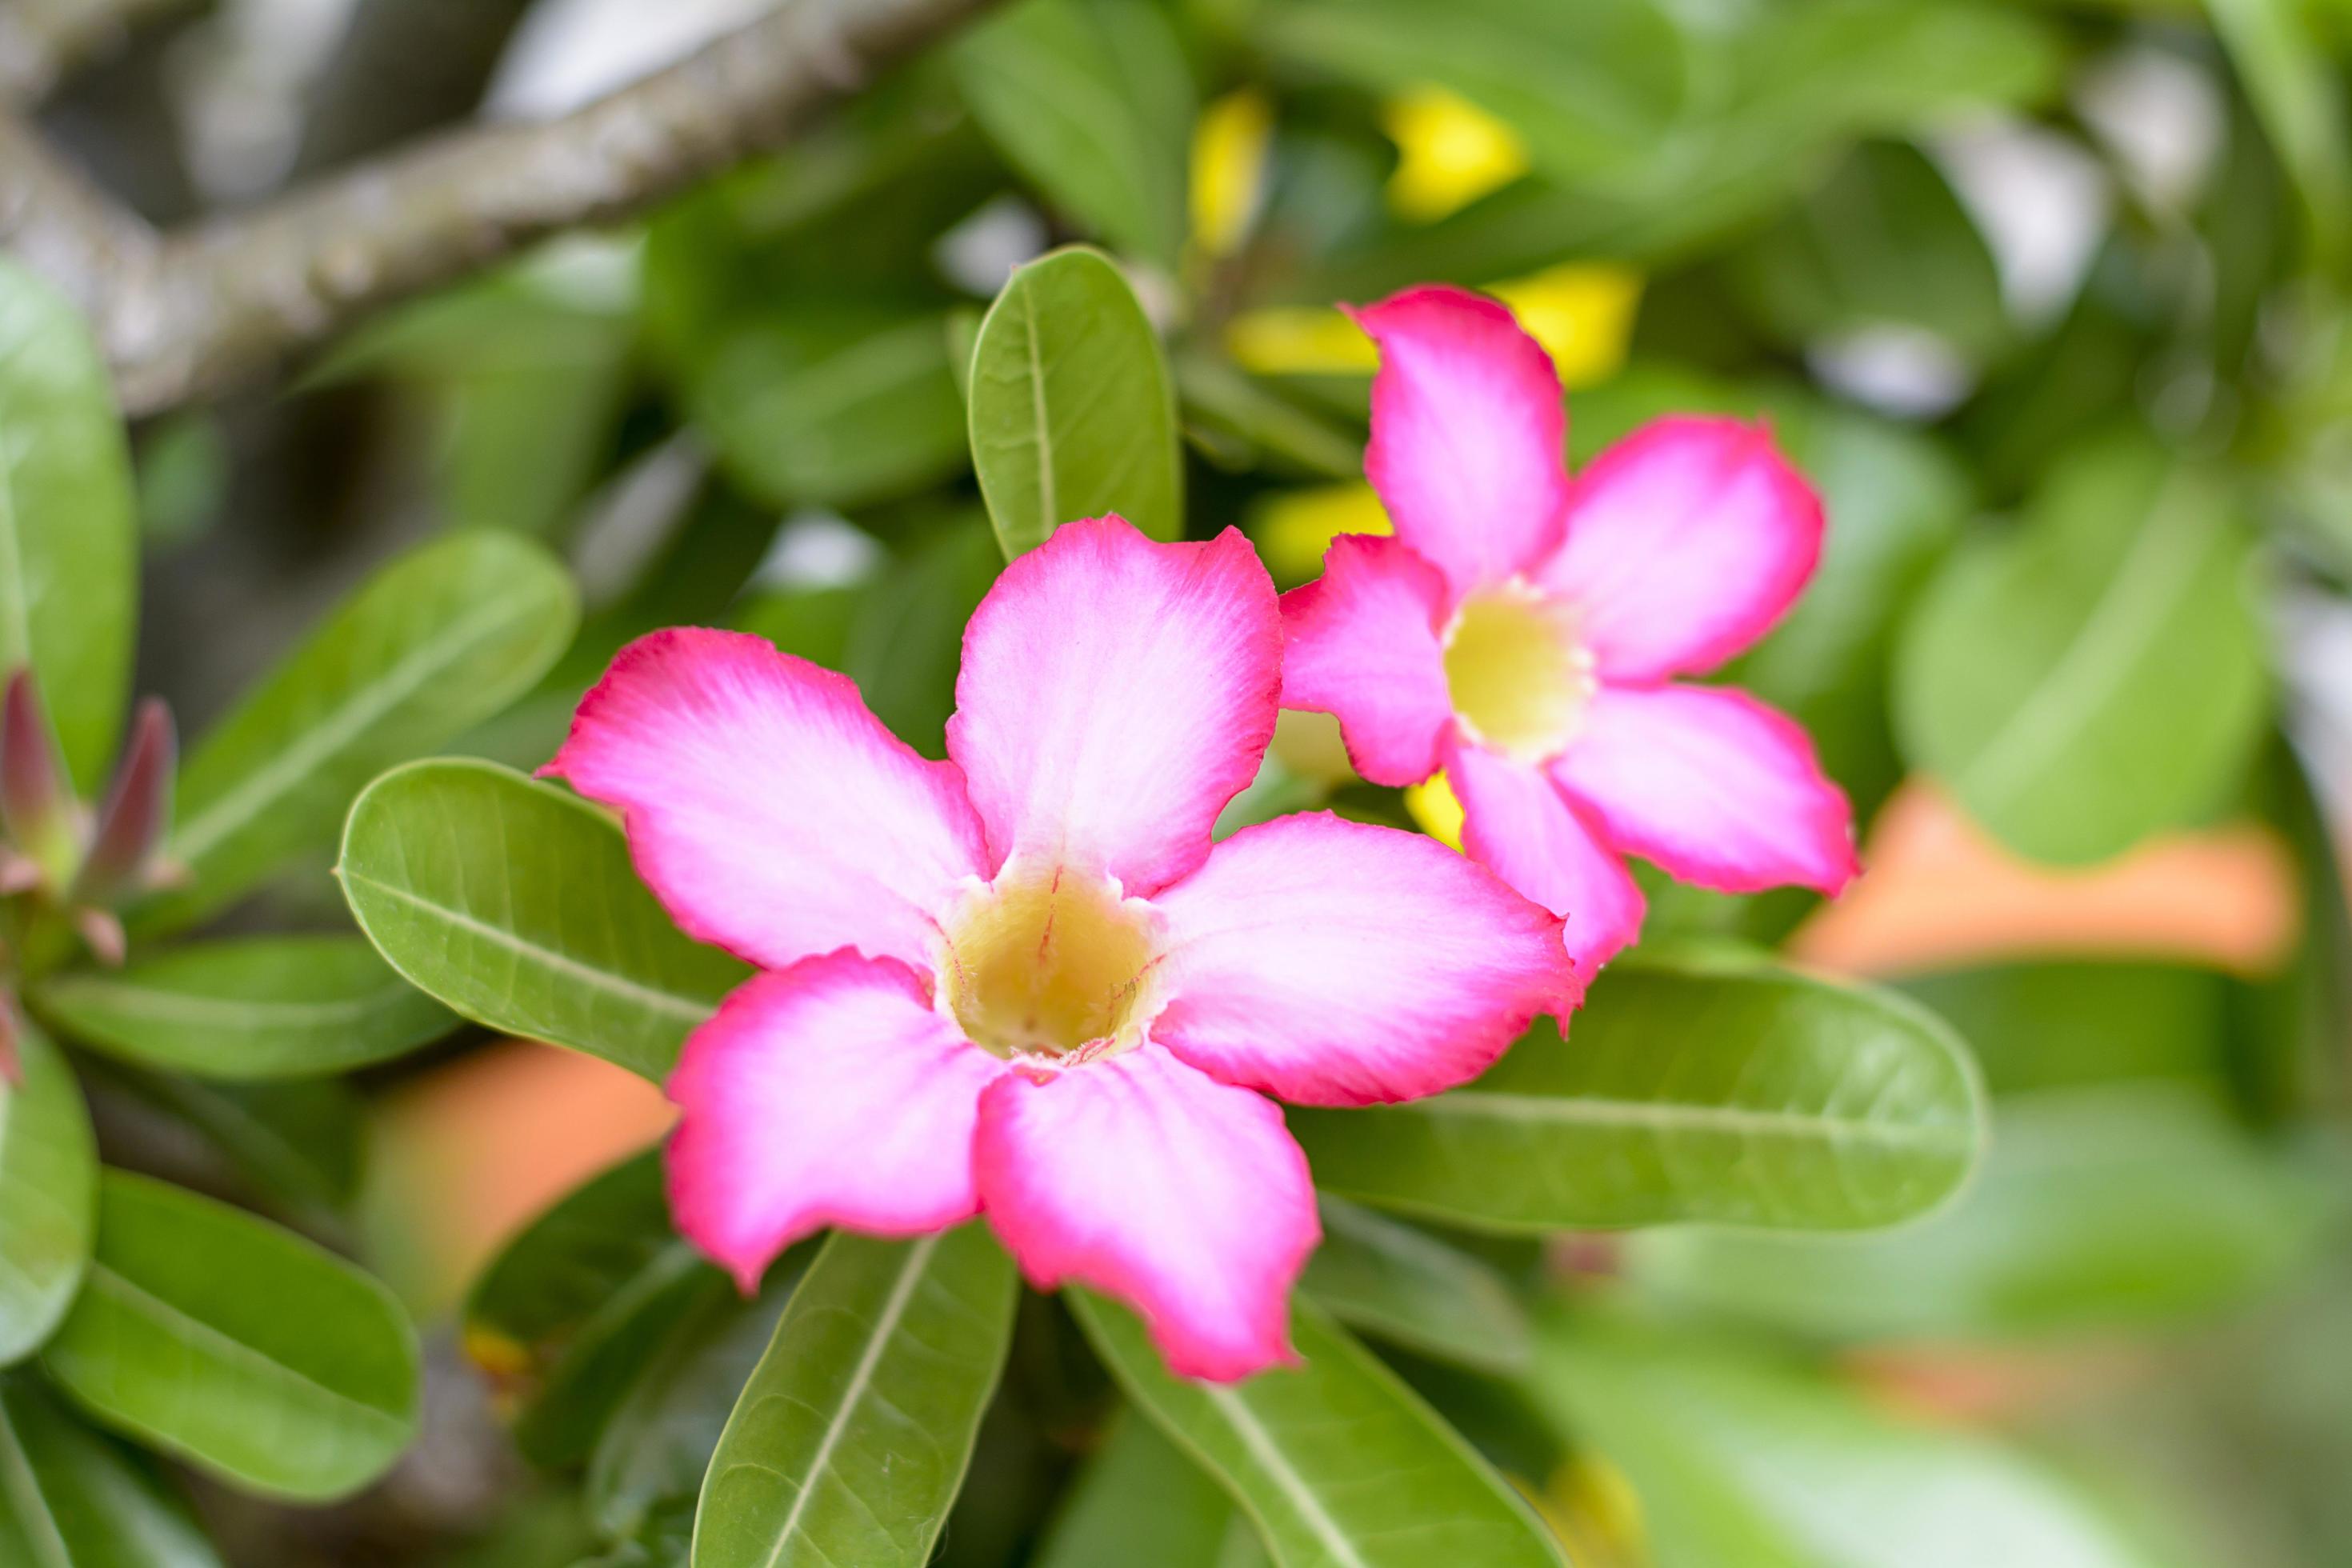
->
1301 1199 1530 1376
968 246 1182 558
588 1270 799 1538
0 1022 95 1366
338 759 747 1081
42 1171 419 1501
2205 0 2352 266
143 532 578 932
1896 428 2269 866
34 936 456 1080
0 259 138 793
0 1373 223 1568
1529 1307 2174 1568
1263 0 1686 186
1289 954 1984 1232
692 1227 1016 1568
841 513 1003 754
1070 1290 1564 1568
1730 140 2009 360
99 1070 364 1222
466 1149 725 1470
1034 1409 1268 1568
1626 1085 2323 1342
952 0 1193 265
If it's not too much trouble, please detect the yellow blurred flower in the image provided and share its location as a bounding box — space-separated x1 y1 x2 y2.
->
1539 1452 1652 1567
1383 86 1530 222
1491 262 1645 390
1225 262 1642 388
1190 88 1275 258
1248 482 1391 583
1405 770 1466 853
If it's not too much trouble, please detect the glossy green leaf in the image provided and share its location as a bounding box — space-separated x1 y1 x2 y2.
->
953 0 1193 265
1530 1308 2173 1567
466 1148 725 1470
0 1023 95 1366
1896 429 2268 866
969 246 1182 558
1290 955 1984 1232
1035 1409 1268 1568
144 532 578 932
0 259 138 792
339 759 747 1080
1626 1086 2322 1342
1071 1290 1563 1568
0 1373 222 1568
692 1226 1016 1568
35 936 456 1080
42 1171 419 1501
1301 1198 1530 1376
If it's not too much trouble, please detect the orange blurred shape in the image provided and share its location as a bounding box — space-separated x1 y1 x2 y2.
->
1794 782 2301 980
374 1040 674 1313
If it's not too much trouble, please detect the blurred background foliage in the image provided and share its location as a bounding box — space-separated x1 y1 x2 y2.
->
9 0 2352 1562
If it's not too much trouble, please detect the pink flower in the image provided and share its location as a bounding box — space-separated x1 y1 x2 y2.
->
1282 286 1861 978
545 518 1574 1382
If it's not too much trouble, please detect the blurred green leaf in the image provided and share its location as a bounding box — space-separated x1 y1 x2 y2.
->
0 1022 94 1366
683 306 969 510
1896 427 2269 866
970 247 1182 558
0 1372 222 1567
1289 954 1983 1232
1302 1198 1530 1375
1901 962 2229 1095
1530 1307 2181 1568
842 512 1005 754
2205 0 2352 266
338 759 746 1081
1034 1409 1268 1568
43 1171 419 1501
953 0 1193 265
102 1070 365 1222
587 1270 800 1539
1070 1290 1564 1568
1730 139 2009 359
1264 0 1686 185
35 936 456 1080
692 1226 1016 1568
1626 1085 2324 1342
142 533 578 933
0 258 138 792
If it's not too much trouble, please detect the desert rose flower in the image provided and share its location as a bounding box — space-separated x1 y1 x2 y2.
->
1282 286 1860 978
545 517 1575 1382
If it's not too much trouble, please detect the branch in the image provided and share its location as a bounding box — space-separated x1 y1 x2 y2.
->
0 0 192 103
2 0 1002 413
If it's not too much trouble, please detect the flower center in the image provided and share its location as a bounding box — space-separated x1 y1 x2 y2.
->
937 866 1164 1060
1442 582 1595 762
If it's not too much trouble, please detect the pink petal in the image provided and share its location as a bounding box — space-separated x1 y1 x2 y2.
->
546 629 987 972
666 954 1002 1290
1278 535 1455 786
1150 812 1572 1105
1553 684 1859 895
948 518 1281 897
1449 740 1646 982
1535 415 1824 682
974 1044 1317 1382
1350 286 1570 600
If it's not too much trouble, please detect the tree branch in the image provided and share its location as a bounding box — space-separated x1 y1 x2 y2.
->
0 0 1002 414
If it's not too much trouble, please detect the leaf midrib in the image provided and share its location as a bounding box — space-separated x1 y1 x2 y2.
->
1400 1090 1974 1150
746 1233 941 1568
339 867 718 1028
82 1262 407 1438
42 977 423 1033
1199 1382 1372 1568
172 589 548 866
